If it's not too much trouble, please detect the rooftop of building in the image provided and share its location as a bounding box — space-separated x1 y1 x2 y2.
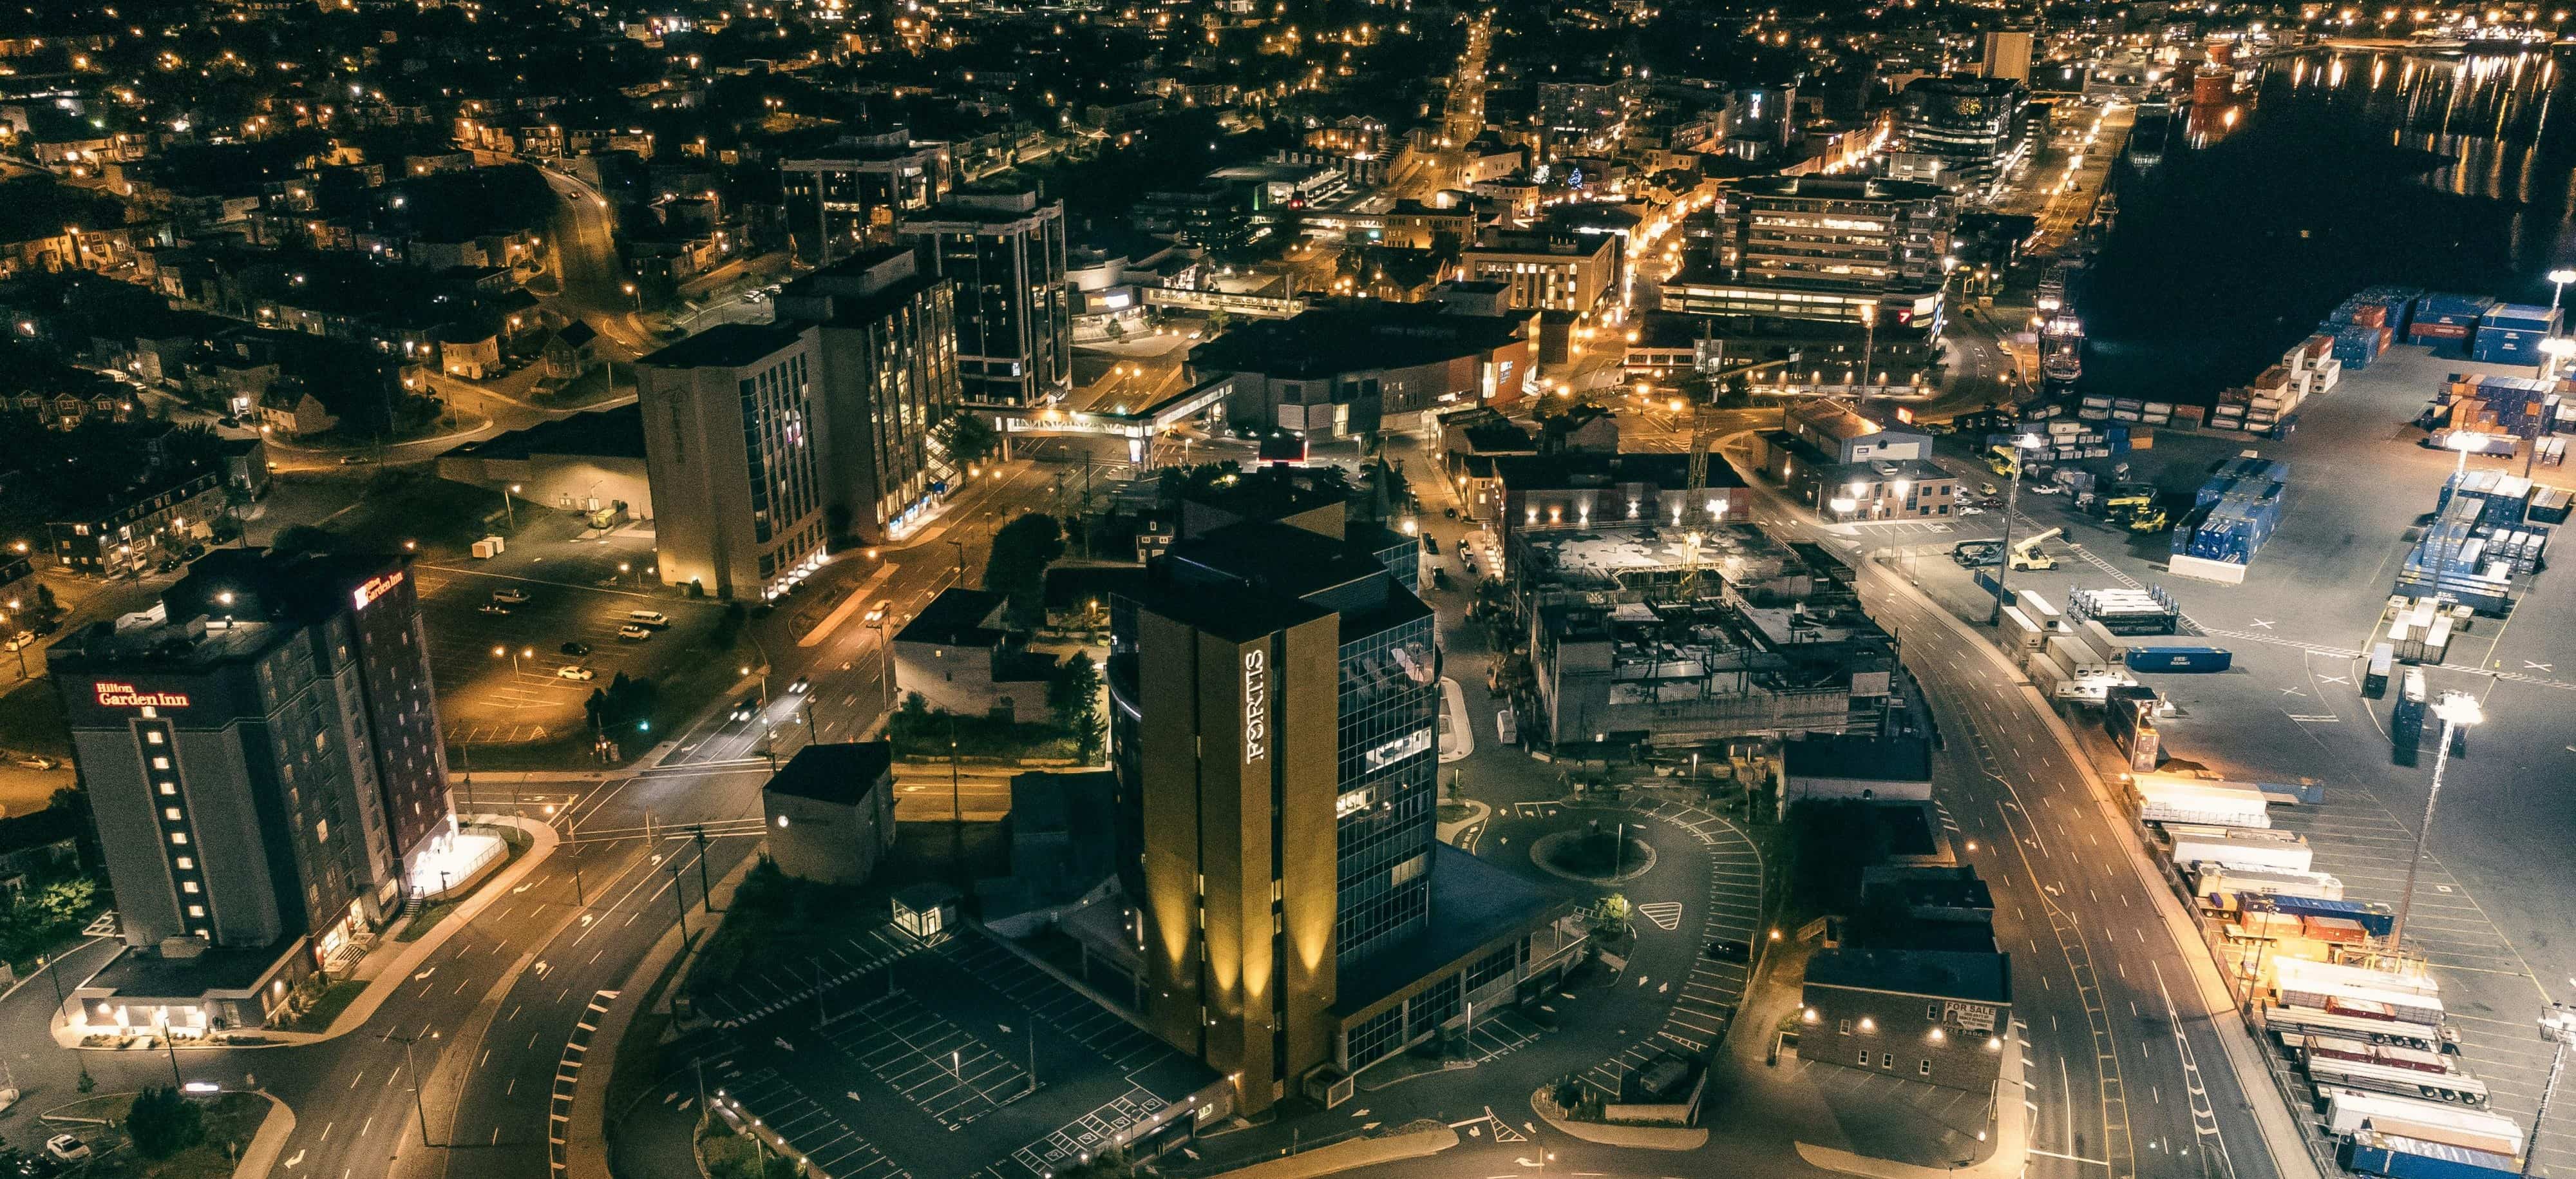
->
1490 449 1748 494
1332 843 1576 1018
1186 302 1523 381
1785 733 1933 783
763 742 893 807
1902 73 2029 99
56 550 412 674
894 588 1006 647
1815 457 1953 486
1804 947 2011 1004
717 921 1224 1179
86 937 301 1001
447 403 647 463
1514 521 1796 588
1790 397 1915 443
1861 866 1996 915
1725 174 1953 204
1041 564 1150 613
636 321 804 370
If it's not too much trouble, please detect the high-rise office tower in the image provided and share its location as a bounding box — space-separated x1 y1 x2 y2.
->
774 247 966 543
636 323 829 600
50 549 453 1026
900 188 1072 407
781 128 954 265
1108 485 1576 1113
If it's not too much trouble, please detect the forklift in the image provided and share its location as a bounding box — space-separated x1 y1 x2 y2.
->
2008 528 2063 571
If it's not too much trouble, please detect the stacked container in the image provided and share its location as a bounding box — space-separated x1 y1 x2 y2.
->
2394 499 2516 614
2472 303 2561 363
2437 469 2533 528
2527 484 2573 524
2410 292 2497 357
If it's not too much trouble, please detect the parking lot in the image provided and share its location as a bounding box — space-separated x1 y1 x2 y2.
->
1835 338 2576 1178
415 563 729 748
706 922 1222 1179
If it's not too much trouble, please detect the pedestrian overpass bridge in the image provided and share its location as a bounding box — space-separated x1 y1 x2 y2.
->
990 374 1233 463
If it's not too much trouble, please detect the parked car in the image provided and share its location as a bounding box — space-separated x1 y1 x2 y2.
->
556 666 596 682
337 455 374 466
44 1135 90 1163
0 1085 19 1115
3 633 34 652
1704 938 1752 963
492 588 531 604
617 624 652 641
560 641 592 657
478 604 511 617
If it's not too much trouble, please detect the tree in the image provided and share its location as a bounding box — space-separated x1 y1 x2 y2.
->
128 1086 205 1158
269 524 338 558
982 513 1065 631
1048 653 1106 763
935 410 1001 472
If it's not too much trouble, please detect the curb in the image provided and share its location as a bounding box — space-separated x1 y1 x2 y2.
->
567 847 762 1179
229 1090 295 1179
1528 1091 1707 1151
52 815 560 1050
1205 1125 1460 1179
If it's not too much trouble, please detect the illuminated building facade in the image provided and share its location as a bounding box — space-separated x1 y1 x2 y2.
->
1110 495 1580 1113
51 550 453 1028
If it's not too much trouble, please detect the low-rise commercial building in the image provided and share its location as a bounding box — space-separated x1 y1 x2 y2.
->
1188 302 1534 437
890 588 1058 722
761 743 898 887
1461 226 1620 314
438 405 653 524
1800 948 2012 1093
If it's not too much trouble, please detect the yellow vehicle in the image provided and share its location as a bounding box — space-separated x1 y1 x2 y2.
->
1984 445 2021 477
2007 528 2062 571
2126 503 2170 533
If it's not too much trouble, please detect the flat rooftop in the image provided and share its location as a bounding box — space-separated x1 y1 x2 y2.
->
1516 522 1795 586
1333 844 1575 1017
448 403 647 462
1805 948 2012 1005
638 322 803 370
712 923 1224 1179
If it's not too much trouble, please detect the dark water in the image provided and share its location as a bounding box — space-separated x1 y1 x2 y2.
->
2081 49 2576 404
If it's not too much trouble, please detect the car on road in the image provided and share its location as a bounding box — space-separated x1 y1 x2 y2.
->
15 756 59 771
788 676 810 693
1957 506 1985 516
492 587 531 604
1705 938 1752 963
337 455 374 465
729 696 761 722
862 600 891 624
478 603 511 616
3 633 35 652
625 609 670 628
560 641 592 657
43 1136 90 1163
557 666 596 681
617 624 653 641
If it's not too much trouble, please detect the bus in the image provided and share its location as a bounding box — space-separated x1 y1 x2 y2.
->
2306 1056 2488 1107
2267 1006 2455 1053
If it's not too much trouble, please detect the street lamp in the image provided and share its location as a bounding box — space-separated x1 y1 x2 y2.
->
622 282 642 314
2389 691 2482 956
1986 434 2045 624
502 483 521 532
2528 997 2576 1177
2549 268 2576 315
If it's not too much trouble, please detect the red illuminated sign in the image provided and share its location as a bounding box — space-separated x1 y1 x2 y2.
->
96 682 191 709
352 570 406 611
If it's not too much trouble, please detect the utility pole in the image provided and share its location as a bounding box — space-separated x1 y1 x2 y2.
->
158 1013 184 1089
949 715 963 825
694 825 712 908
1989 434 2038 625
670 856 692 948
392 1031 439 1147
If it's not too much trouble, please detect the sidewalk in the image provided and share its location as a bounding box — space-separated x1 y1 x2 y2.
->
55 814 560 1049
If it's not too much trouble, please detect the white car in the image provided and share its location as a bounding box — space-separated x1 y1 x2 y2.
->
618 624 653 641
492 588 531 604
556 666 597 681
1956 506 1985 516
46 1134 92 1162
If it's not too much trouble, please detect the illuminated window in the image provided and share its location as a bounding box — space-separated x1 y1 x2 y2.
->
153 756 170 769
187 905 205 917
159 783 176 795
170 832 187 845
146 731 165 745
182 881 199 893
175 857 193 870
164 807 182 821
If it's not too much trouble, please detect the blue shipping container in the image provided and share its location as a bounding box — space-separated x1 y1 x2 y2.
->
2124 644 2233 673
2482 303 2561 332
2254 894 2398 937
2344 1135 2518 1179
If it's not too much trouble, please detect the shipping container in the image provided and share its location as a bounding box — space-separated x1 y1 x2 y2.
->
2132 775 2271 827
2300 1034 2464 1076
2365 644 2394 697
2192 864 2344 901
2275 1010 2454 1053
2313 1059 2487 1107
2323 1089 2524 1156
2393 668 2429 766
2260 895 2402 940
2172 827 2313 872
2126 643 2233 673
2306 915 2369 943
2342 1131 2514 1179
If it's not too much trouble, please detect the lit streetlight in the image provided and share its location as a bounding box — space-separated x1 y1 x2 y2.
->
1987 434 2045 624
2389 691 2482 955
